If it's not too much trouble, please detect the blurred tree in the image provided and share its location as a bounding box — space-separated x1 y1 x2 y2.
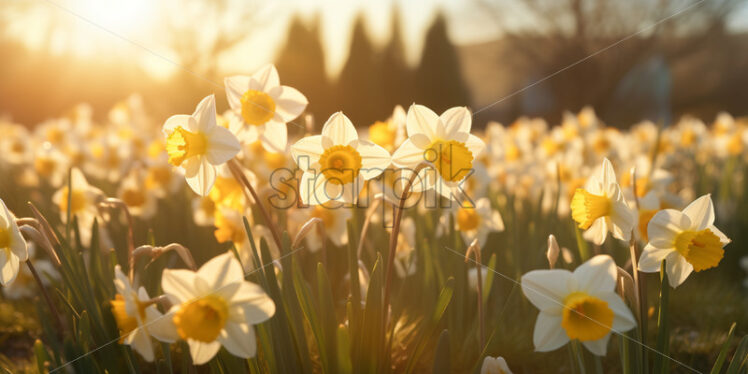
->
475 0 747 126
379 7 415 113
275 15 333 130
415 12 472 114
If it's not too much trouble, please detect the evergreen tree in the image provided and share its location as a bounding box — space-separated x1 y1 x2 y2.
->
275 15 331 130
415 12 471 113
379 7 414 112
336 16 383 126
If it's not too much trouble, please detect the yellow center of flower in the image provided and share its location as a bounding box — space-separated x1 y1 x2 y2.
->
240 90 276 126
457 204 481 231
174 295 229 343
680 129 696 147
673 228 724 271
166 126 207 167
570 189 611 229
368 121 397 150
210 177 244 211
505 144 522 162
319 145 362 185
35 158 57 177
561 292 614 341
58 188 87 214
425 139 473 182
264 151 287 170
111 294 148 343
121 188 147 208
638 209 657 242
213 211 246 244
0 227 12 249
310 206 335 229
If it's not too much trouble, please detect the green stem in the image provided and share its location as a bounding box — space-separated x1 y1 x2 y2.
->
571 341 588 374
653 262 670 373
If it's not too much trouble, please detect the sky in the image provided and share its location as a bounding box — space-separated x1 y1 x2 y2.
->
5 0 748 80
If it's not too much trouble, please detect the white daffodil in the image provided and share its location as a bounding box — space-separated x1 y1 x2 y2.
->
442 197 504 247
117 167 157 219
290 203 352 252
225 64 308 152
0 199 28 286
480 356 513 374
51 168 106 247
521 255 636 356
291 112 391 205
570 158 636 245
160 252 275 365
110 265 177 362
163 95 240 196
638 194 730 288
391 104 485 200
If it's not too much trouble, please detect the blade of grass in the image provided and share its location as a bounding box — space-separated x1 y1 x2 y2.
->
710 322 737 374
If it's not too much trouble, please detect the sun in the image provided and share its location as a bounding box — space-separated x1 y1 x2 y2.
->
74 0 153 34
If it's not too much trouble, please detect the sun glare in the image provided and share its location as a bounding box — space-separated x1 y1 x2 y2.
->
74 0 153 34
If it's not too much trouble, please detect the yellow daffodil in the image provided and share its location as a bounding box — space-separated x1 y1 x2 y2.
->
225 64 308 152
570 158 636 245
638 194 730 288
0 198 28 285
391 105 485 200
291 112 391 205
163 95 241 196
160 252 275 365
441 198 504 247
521 255 636 356
51 168 106 247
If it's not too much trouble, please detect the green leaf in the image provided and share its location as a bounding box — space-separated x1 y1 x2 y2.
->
431 330 450 374
711 322 737 374
726 335 748 374
653 262 670 374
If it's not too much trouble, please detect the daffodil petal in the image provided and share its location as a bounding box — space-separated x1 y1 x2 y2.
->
197 252 244 290
270 86 308 122
185 158 217 196
356 139 391 179
638 244 672 273
249 64 280 92
291 135 324 167
219 322 257 358
665 251 693 288
206 126 241 165
573 255 617 295
188 339 222 365
406 104 438 140
161 269 200 303
647 209 689 247
682 194 714 230
193 95 217 133
440 106 471 137
224 75 251 110
582 334 611 356
321 112 358 146
521 269 571 313
533 312 569 352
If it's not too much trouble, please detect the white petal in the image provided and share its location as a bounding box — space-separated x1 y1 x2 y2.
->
0 251 19 286
291 135 324 168
188 339 222 365
219 322 257 358
127 328 155 362
206 126 240 165
464 134 486 159
299 172 331 206
406 104 438 140
682 194 714 230
231 283 276 322
584 217 608 245
198 252 244 290
521 269 572 313
249 64 280 92
665 252 693 288
602 293 637 332
638 244 673 273
573 255 617 295
392 139 426 167
161 269 199 302
224 75 250 110
356 140 391 179
70 167 89 190
647 209 689 247
440 106 471 136
597 158 617 186
9 226 28 261
260 121 288 153
709 225 731 245
146 308 179 343
321 112 358 146
533 312 569 352
193 95 217 133
163 114 197 136
185 158 217 196
582 334 611 356
271 86 308 122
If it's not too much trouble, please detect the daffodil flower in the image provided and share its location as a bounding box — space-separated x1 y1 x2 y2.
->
570 158 636 245
480 356 513 374
439 197 504 247
391 104 485 200
0 199 28 285
291 112 391 205
51 168 107 247
521 255 636 356
638 194 731 288
225 64 308 153
160 252 275 365
110 265 177 362
163 95 241 196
